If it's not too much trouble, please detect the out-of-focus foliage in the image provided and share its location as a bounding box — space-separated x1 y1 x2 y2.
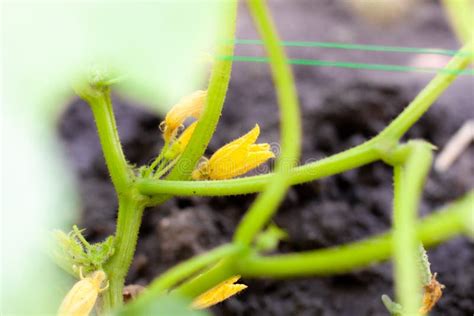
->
1 1 224 313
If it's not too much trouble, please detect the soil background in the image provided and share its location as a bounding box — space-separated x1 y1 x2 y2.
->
58 1 473 315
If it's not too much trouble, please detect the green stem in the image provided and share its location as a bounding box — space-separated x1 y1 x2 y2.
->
102 194 146 310
144 142 169 178
236 191 472 277
125 244 242 312
86 88 132 194
152 245 238 296
138 141 379 197
378 41 473 141
233 0 301 246
153 156 180 179
392 141 433 315
146 0 238 207
168 0 304 296
442 0 474 44
165 0 237 182
143 42 471 203
76 84 148 311
174 257 239 299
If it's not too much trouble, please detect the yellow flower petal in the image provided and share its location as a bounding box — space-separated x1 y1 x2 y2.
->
58 270 108 316
249 143 271 152
221 150 275 179
162 90 207 141
191 124 274 180
210 124 260 166
191 275 247 310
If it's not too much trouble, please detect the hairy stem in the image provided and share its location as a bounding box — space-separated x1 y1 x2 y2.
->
233 0 301 245
138 141 379 197
378 41 473 141
141 41 471 202
392 142 433 315
147 0 238 207
86 88 131 194
236 191 472 277
165 0 238 182
144 141 169 178
102 194 146 310
77 84 146 311
174 257 239 299
123 244 241 312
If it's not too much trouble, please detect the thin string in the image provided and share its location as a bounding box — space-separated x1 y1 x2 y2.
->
232 39 470 57
218 55 474 76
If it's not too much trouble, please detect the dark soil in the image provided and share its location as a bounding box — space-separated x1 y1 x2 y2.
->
58 1 473 315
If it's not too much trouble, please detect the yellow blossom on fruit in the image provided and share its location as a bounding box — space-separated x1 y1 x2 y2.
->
191 275 247 310
58 269 108 316
161 90 207 141
192 124 274 180
164 122 198 160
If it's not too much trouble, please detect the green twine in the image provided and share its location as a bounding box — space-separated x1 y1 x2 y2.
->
218 55 473 76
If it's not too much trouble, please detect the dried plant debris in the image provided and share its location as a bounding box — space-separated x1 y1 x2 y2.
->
123 284 146 303
382 245 445 315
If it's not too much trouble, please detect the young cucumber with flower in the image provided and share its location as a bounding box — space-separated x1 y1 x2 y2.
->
150 90 275 181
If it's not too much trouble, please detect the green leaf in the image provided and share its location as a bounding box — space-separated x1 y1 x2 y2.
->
3 1 225 116
1 1 225 313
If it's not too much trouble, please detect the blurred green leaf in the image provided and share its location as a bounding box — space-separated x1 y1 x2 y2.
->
1 1 224 313
3 0 224 116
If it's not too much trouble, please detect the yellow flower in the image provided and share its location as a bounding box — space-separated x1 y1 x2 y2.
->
164 121 198 160
161 90 207 142
58 269 108 316
192 124 274 180
191 275 247 310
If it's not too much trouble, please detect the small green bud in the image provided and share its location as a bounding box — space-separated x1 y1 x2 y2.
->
255 223 288 253
381 294 404 316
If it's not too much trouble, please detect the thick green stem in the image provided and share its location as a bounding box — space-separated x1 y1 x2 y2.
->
392 142 433 315
165 1 237 182
442 0 474 44
138 141 379 197
236 191 472 277
102 194 146 310
174 257 239 299
77 84 145 311
234 0 301 246
147 0 238 207
86 89 132 194
168 0 303 297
